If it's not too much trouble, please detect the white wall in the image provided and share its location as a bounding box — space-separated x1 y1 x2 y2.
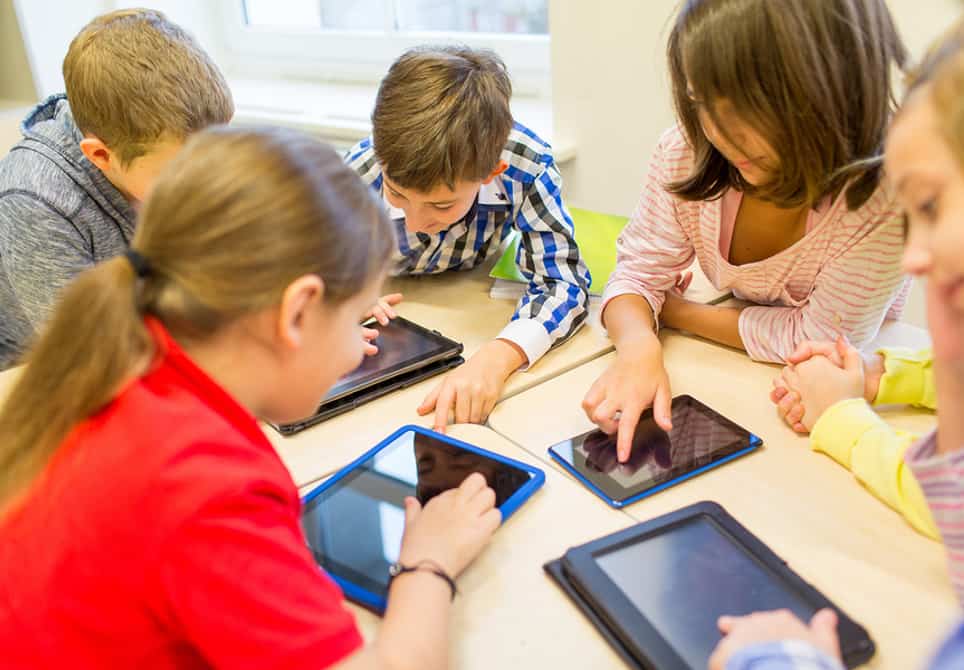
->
0 0 37 102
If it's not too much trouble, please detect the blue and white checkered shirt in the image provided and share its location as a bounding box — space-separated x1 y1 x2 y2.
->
346 122 590 367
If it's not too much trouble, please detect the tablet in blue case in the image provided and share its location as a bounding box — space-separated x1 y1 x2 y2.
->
549 395 762 508
301 425 546 613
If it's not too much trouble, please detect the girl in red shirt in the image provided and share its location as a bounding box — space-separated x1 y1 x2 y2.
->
0 127 499 669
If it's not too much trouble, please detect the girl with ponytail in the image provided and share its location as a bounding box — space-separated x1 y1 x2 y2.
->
0 126 500 669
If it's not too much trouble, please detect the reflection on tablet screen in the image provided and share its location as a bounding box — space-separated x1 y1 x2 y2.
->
551 396 756 502
325 320 455 401
301 430 532 598
595 516 815 668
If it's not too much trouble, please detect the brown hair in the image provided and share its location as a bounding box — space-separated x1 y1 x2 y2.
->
0 127 393 508
63 8 234 165
372 45 513 191
667 0 906 210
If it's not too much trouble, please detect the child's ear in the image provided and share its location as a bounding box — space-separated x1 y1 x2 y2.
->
79 136 116 173
482 160 509 184
277 275 325 351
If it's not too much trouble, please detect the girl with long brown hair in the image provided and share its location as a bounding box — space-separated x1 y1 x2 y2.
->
583 0 910 461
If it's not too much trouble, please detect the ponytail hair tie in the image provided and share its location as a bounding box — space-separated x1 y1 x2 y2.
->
124 249 152 278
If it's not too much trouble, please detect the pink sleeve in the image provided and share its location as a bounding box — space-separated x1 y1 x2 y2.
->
906 431 964 606
738 201 907 363
602 128 696 321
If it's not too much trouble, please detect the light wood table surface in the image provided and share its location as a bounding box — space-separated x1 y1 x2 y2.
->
336 423 637 668
486 321 955 669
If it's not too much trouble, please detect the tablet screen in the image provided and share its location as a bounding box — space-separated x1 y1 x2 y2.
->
550 396 757 502
324 318 458 402
301 429 533 598
594 515 815 668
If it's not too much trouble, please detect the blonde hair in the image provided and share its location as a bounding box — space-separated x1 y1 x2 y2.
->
63 8 234 164
0 127 393 508
907 19 964 169
667 0 906 210
372 45 513 191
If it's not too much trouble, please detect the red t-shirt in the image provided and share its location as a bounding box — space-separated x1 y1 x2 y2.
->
0 319 362 668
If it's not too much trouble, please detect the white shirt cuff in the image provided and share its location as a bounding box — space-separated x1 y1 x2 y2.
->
496 318 553 371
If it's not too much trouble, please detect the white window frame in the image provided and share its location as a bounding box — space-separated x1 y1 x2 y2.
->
214 1 551 96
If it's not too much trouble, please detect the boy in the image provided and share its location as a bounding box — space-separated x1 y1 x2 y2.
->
347 46 590 428
0 9 233 369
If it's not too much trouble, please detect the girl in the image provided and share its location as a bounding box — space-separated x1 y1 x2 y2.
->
0 127 500 668
710 19 964 670
583 0 910 460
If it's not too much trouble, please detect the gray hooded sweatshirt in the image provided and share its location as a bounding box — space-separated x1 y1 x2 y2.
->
0 94 136 369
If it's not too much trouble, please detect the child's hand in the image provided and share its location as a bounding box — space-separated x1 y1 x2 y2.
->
709 608 842 670
582 341 673 463
418 339 524 430
778 338 884 403
398 472 500 577
366 292 404 326
776 338 865 432
362 326 380 357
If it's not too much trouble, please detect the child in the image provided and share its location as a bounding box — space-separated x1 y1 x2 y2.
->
346 45 590 430
0 9 233 370
0 127 500 668
582 0 910 461
710 19 964 670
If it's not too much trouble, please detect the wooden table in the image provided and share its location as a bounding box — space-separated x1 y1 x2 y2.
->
487 321 954 668
337 423 637 668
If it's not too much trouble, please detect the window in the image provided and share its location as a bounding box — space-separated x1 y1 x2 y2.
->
218 0 550 95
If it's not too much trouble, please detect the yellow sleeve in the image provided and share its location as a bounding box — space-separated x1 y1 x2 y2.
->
810 397 939 540
874 347 936 410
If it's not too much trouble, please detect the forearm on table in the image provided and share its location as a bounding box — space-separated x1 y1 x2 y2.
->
373 571 452 670
664 301 746 351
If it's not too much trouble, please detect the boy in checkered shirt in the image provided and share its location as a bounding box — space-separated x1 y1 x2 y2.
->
347 45 590 429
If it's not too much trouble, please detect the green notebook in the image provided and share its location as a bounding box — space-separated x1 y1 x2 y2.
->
489 207 628 295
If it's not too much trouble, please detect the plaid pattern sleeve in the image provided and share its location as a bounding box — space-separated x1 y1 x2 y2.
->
345 123 590 367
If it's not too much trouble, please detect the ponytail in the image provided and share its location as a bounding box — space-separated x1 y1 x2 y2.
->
0 256 153 506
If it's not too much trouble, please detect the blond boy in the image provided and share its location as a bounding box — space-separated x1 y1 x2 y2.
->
0 9 233 369
347 46 590 428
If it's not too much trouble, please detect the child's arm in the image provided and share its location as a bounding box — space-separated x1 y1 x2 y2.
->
503 153 590 368
0 194 96 330
774 342 939 539
809 397 938 539
584 128 696 458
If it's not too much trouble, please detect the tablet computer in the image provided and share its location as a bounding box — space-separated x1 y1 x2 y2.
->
548 395 761 508
301 425 545 613
272 317 464 435
545 501 875 670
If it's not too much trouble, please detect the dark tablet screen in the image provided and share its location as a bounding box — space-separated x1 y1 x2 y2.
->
549 396 758 502
594 515 815 668
301 429 532 599
324 318 460 402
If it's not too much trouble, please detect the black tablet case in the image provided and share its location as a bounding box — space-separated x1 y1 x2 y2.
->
544 503 875 670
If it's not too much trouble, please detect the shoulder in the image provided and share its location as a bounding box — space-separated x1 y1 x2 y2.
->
102 378 298 533
500 122 557 185
650 124 695 181
833 176 903 240
344 136 382 187
0 150 87 221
